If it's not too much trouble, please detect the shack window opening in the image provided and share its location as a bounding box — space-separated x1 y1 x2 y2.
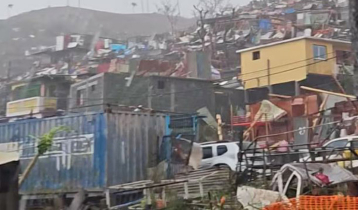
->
91 84 96 92
76 89 84 106
157 80 165 89
253 51 260 60
47 85 56 97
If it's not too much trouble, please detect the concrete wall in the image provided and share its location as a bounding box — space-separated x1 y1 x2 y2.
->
69 73 105 113
149 76 216 114
103 73 149 108
70 73 150 113
69 73 245 123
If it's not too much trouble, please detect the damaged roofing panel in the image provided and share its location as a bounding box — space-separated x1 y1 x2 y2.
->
273 163 358 186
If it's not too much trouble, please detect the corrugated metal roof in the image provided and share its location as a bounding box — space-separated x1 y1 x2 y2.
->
236 36 351 54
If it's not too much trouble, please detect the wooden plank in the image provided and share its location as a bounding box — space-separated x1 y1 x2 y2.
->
312 94 329 130
244 113 264 140
300 86 356 99
331 75 358 111
269 93 292 99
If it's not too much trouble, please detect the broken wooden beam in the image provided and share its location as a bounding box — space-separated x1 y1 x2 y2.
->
300 86 357 100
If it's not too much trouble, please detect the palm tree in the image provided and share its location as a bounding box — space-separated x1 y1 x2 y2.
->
19 126 70 187
131 2 138 13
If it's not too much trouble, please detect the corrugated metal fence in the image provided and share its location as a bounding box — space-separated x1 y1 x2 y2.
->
0 112 166 194
106 113 166 186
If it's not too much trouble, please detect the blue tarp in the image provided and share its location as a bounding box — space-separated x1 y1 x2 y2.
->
285 8 296 14
110 44 127 53
259 19 272 32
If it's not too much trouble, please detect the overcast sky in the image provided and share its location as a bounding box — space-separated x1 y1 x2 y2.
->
1 0 251 19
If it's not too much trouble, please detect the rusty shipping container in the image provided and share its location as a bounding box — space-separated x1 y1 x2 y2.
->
0 112 167 194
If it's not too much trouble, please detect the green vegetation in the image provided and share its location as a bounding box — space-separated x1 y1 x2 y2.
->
19 126 71 187
33 126 70 155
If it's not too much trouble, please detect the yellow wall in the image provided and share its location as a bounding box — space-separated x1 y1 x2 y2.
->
11 83 25 91
305 39 334 75
6 97 57 117
240 38 350 89
240 39 307 89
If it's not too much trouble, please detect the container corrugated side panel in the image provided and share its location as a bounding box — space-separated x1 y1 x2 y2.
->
105 113 166 186
0 113 106 194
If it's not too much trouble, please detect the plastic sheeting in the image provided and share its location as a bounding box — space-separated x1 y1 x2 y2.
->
110 44 127 53
259 19 272 32
237 186 284 210
0 142 19 165
254 100 287 122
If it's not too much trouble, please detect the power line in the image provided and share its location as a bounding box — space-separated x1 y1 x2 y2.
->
4 56 344 111
4 75 354 113
267 76 353 98
237 51 338 77
242 56 338 83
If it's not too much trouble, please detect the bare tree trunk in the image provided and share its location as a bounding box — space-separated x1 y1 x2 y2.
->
18 154 40 187
349 0 358 95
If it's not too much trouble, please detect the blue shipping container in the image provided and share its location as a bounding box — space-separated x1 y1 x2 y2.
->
0 112 166 194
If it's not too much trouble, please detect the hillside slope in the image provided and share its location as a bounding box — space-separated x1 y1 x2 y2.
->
0 7 195 76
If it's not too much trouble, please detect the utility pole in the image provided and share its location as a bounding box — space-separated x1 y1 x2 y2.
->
267 59 272 94
7 4 13 18
177 0 181 16
7 61 11 80
349 0 358 95
4 61 11 115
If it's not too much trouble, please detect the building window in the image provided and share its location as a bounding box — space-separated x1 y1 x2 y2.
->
253 51 260 60
47 85 57 97
26 83 41 98
91 84 96 92
76 89 84 106
217 145 228 156
12 86 24 101
157 80 165 89
313 45 327 60
12 83 41 100
202 147 213 159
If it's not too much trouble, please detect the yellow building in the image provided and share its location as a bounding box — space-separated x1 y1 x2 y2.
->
6 75 72 119
237 37 351 89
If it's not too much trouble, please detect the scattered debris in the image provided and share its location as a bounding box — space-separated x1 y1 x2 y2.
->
237 186 287 210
